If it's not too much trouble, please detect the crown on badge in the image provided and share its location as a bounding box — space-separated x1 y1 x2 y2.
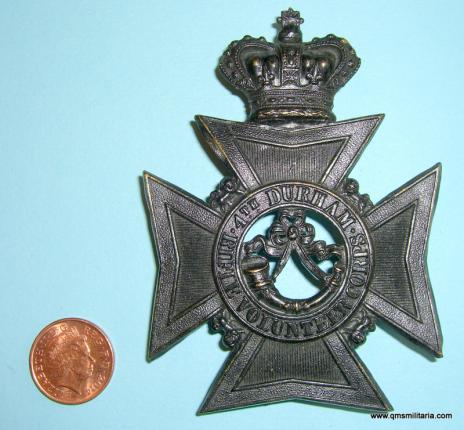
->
219 8 360 122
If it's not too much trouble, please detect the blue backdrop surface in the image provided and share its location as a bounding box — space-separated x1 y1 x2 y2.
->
1 1 463 429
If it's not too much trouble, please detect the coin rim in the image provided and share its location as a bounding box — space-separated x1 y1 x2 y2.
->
29 317 115 405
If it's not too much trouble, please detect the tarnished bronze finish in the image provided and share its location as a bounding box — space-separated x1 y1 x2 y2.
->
143 8 442 414
29 318 114 405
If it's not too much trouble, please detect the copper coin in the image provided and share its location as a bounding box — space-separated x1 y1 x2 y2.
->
29 318 114 404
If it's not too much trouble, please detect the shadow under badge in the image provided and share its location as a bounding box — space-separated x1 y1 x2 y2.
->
143 8 442 414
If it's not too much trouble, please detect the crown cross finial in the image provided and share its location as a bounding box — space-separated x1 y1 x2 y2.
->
277 8 304 43
278 8 304 28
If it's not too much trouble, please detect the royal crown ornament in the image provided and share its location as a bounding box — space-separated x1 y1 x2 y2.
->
143 8 442 413
219 8 359 122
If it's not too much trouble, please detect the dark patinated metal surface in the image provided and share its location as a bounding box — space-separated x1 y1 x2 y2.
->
143 8 442 413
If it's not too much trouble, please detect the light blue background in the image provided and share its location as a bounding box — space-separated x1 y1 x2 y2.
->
1 1 463 429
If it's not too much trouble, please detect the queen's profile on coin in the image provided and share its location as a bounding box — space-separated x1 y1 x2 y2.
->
30 318 114 404
45 326 96 396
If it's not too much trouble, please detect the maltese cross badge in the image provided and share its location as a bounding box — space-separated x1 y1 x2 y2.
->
143 9 442 413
